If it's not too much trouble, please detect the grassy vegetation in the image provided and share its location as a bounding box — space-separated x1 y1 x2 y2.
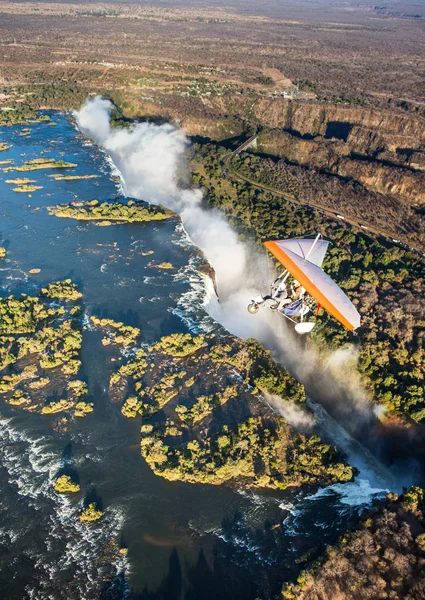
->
0 295 64 334
142 415 354 488
110 348 148 388
110 331 354 489
0 85 83 126
8 389 30 406
175 386 237 426
90 316 140 348
115 334 306 420
3 158 77 173
0 107 51 127
74 401 94 417
6 178 37 184
229 147 424 248
49 174 99 181
192 143 425 422
151 333 206 357
12 185 43 193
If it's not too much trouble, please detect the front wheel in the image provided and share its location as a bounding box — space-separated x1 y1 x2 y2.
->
247 302 259 315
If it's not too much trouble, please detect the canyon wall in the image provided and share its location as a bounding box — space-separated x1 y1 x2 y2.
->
133 93 425 209
256 129 425 207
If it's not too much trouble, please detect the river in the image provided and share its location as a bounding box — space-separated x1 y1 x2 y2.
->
0 112 388 599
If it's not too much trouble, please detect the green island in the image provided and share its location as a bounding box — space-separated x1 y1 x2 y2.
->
151 332 206 357
40 279 83 301
142 416 353 488
156 262 173 270
12 185 43 193
79 502 103 523
191 144 425 423
0 282 92 418
49 174 100 181
90 316 140 348
3 158 77 173
47 199 174 224
54 474 81 493
6 178 37 185
111 332 354 489
175 386 237 426
283 487 425 600
0 108 50 127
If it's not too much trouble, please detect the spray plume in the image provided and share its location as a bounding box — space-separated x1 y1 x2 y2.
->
75 97 422 489
264 392 315 432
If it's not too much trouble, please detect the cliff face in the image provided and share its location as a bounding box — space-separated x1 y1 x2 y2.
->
257 129 425 207
130 93 425 207
130 93 425 156
196 96 425 155
243 99 425 207
177 96 425 205
286 102 425 144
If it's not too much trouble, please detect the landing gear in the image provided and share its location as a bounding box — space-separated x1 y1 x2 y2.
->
248 287 318 335
294 322 316 335
247 302 260 314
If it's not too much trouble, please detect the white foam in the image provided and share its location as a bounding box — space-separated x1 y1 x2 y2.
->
305 478 387 509
0 416 129 598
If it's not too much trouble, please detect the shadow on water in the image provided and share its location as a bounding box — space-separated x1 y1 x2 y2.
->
84 485 104 511
99 499 361 600
55 442 80 483
125 546 258 600
99 509 275 600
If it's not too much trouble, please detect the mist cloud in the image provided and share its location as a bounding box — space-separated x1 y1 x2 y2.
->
264 392 315 432
74 97 373 421
75 97 422 490
76 96 281 341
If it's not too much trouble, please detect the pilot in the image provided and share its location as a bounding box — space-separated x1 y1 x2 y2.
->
290 280 302 299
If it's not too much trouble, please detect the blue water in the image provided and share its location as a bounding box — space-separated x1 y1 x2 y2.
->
0 114 384 600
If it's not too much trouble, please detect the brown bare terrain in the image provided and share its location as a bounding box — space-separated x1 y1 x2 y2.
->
1 0 425 106
1 0 424 247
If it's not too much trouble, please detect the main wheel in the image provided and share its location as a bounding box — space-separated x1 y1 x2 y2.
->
247 302 259 314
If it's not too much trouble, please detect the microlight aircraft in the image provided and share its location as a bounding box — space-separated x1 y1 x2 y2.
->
247 234 361 334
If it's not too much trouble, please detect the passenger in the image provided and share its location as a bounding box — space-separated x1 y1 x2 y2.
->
282 298 303 316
